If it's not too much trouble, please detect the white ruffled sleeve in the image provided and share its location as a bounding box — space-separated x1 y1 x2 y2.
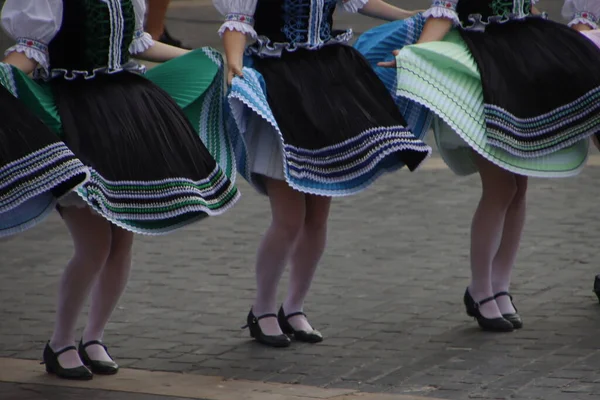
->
562 0 599 29
1 0 62 73
130 0 155 54
213 0 258 39
338 0 369 13
423 0 460 26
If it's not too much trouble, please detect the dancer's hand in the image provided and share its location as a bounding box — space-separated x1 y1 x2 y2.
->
227 62 244 85
377 50 400 68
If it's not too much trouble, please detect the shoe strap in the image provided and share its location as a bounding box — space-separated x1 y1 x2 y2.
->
493 291 513 300
285 311 307 320
494 291 517 312
54 345 77 357
475 295 496 307
256 313 278 321
242 312 277 329
81 339 107 351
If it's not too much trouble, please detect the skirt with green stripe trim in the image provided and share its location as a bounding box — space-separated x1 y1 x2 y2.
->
396 25 597 177
13 48 239 235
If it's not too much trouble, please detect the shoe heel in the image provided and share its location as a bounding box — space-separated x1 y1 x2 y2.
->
45 364 54 374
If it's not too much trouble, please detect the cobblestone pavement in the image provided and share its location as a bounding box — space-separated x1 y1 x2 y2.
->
2 1 600 400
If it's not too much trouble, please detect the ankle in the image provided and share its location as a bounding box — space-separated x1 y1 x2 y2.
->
282 301 303 315
49 339 74 352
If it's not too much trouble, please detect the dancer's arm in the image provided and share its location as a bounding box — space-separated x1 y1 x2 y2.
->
1 0 62 74
346 0 423 21
561 0 599 31
2 52 37 75
213 0 258 84
377 0 454 68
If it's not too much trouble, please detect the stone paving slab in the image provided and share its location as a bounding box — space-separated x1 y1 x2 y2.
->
0 358 438 400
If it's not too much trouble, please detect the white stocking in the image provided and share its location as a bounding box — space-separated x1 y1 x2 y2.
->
49 207 112 369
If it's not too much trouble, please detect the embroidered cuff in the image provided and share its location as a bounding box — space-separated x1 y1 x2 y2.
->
129 29 155 54
423 2 460 25
568 11 599 29
4 38 50 74
218 21 258 39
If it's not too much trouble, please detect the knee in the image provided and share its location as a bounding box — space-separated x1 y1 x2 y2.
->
73 231 112 270
481 178 518 210
513 178 528 204
272 212 305 244
303 212 328 236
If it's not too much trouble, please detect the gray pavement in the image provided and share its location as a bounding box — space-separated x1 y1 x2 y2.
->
2 1 599 400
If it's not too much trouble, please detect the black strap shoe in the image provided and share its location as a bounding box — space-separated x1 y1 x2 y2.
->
78 340 119 375
242 309 291 348
278 306 323 343
464 289 514 332
42 342 93 380
494 291 523 329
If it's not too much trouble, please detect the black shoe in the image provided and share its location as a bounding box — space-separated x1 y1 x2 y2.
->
242 309 291 348
278 306 323 343
463 289 514 332
78 340 119 375
594 275 600 304
158 28 190 49
494 291 523 329
42 342 93 380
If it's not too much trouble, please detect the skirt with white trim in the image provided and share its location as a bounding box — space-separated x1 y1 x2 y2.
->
0 63 88 237
14 49 239 234
227 44 431 196
394 19 600 177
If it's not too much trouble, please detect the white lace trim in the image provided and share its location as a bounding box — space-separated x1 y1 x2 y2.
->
568 17 598 29
423 6 460 26
218 21 258 39
4 44 49 75
129 30 154 54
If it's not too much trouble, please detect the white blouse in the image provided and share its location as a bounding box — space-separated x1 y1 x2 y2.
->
562 0 600 28
213 0 369 38
1 0 154 76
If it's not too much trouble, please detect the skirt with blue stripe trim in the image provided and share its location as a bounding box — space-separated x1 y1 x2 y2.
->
227 43 431 196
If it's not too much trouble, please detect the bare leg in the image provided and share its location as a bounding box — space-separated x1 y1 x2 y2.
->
253 178 306 335
492 175 527 314
82 225 135 362
469 155 517 319
283 195 331 332
49 207 112 368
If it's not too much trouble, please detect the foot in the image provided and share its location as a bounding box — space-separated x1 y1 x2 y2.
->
281 306 313 332
256 314 285 336
50 342 85 369
81 341 113 363
243 309 291 348
494 292 517 315
467 288 503 319
278 306 323 343
44 342 93 380
79 340 119 375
